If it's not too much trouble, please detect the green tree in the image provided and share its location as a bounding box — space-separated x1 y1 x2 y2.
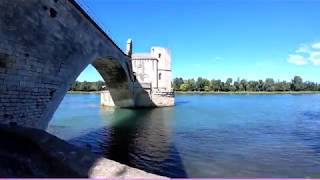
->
258 80 264 91
211 79 221 91
179 83 189 91
274 81 290 91
234 81 239 91
71 81 81 91
196 77 210 91
291 76 304 91
265 78 275 91
187 79 196 91
226 78 233 84
304 81 318 91
70 76 320 93
204 85 210 91
247 81 259 91
80 81 92 91
224 78 234 91
173 77 184 91
240 79 248 91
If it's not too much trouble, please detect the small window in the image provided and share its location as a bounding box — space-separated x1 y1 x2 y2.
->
159 73 162 80
158 53 161 58
133 72 137 81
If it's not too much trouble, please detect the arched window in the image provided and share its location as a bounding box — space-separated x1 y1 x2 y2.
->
158 53 161 58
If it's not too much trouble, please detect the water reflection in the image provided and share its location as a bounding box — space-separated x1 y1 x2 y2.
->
50 94 320 178
70 107 187 178
294 111 320 155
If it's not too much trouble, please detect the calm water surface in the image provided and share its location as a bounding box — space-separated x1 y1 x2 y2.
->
48 93 320 178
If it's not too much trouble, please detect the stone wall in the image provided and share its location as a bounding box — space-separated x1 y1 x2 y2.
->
151 93 175 107
132 58 158 89
101 90 115 107
0 0 134 129
151 47 172 92
101 90 175 107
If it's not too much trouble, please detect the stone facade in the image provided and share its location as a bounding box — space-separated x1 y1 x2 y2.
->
101 46 175 107
132 47 172 92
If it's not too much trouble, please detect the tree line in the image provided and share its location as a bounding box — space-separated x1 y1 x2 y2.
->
173 76 320 92
70 81 105 91
70 76 320 92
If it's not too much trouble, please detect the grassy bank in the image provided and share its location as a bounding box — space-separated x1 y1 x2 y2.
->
175 91 320 94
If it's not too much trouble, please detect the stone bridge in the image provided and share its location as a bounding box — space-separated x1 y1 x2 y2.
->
0 0 147 129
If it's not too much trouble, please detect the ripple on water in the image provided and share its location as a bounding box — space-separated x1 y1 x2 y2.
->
49 94 320 178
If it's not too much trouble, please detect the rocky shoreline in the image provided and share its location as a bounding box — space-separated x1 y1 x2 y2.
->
0 125 166 178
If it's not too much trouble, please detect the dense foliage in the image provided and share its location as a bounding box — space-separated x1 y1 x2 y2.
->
70 81 105 91
70 76 320 92
173 76 320 92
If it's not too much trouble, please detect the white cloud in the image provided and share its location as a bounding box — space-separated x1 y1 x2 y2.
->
295 44 311 53
287 54 308 65
256 63 264 67
309 51 320 65
214 56 223 61
312 42 320 49
289 42 320 65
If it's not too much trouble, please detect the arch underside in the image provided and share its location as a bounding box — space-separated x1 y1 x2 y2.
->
93 58 157 108
92 58 135 107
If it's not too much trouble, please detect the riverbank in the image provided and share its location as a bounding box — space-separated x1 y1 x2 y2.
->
68 90 320 95
67 91 101 94
175 91 320 94
0 125 165 178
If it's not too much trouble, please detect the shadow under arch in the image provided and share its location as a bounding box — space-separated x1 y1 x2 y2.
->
92 57 135 107
68 107 188 178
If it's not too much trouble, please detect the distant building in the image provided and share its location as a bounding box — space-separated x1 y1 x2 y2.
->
132 47 172 93
100 40 174 107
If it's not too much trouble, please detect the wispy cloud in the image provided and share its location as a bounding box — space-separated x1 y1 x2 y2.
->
214 56 223 61
256 63 264 67
288 42 320 66
287 54 308 65
309 52 320 65
295 44 311 53
312 42 320 49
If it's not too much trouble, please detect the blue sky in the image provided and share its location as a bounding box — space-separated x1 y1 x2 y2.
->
76 0 320 83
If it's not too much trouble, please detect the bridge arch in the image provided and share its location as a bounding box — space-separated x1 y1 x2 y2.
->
92 57 135 107
0 0 136 129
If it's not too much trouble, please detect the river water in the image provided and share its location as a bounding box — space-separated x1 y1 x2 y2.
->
47 93 320 178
